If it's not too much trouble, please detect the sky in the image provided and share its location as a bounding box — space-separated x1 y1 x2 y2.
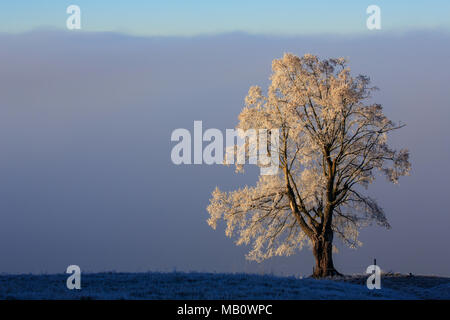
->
1 0 450 35
0 2 449 276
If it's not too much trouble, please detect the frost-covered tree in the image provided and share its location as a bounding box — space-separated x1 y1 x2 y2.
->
207 53 410 278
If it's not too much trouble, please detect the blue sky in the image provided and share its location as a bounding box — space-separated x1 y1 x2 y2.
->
1 0 449 35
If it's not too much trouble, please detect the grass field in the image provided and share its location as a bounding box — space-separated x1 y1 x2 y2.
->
0 272 449 300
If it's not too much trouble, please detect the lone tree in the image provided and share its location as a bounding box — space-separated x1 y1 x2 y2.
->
207 54 410 278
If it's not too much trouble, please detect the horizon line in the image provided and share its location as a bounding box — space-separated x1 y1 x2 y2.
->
2 25 450 39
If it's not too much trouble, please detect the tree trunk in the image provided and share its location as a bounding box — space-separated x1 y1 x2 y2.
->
312 232 341 278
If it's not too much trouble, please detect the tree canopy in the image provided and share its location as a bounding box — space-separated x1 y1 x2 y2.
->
207 53 410 277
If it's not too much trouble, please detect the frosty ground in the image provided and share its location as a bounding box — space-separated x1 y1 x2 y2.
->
0 272 449 300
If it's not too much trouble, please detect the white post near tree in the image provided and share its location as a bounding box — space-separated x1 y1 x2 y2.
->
207 53 410 278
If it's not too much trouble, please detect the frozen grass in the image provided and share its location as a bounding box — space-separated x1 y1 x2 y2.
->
0 272 448 300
